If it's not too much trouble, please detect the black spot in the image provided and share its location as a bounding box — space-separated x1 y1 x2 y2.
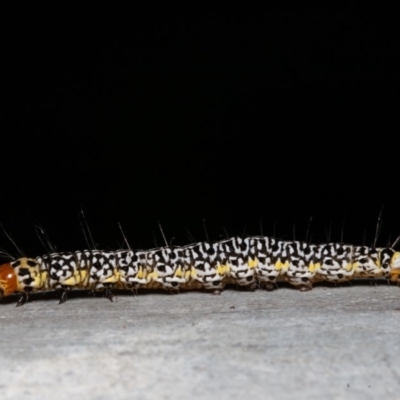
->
12 260 21 267
93 261 101 269
246 276 253 281
196 263 205 271
338 274 343 279
157 265 166 272
207 247 215 255
325 259 334 266
18 268 30 276
23 278 34 285
272 244 280 252
213 281 221 286
171 282 178 287
359 257 368 264
301 277 309 282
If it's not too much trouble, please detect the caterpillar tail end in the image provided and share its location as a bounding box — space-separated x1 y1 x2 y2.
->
389 252 400 282
0 263 18 299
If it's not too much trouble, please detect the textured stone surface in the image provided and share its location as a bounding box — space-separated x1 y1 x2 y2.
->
1 283 400 399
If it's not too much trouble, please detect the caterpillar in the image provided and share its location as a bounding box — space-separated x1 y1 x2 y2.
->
1 235 400 306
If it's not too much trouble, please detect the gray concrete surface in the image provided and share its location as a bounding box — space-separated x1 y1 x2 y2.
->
1 283 400 400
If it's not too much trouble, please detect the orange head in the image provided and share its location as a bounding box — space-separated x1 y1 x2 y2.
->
0 263 17 299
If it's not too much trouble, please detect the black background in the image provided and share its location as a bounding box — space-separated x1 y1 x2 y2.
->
3 9 399 258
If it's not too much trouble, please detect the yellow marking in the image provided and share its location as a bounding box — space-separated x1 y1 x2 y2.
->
175 267 183 278
63 276 78 286
391 252 400 269
190 267 197 278
389 252 400 280
103 271 120 284
275 260 289 270
61 268 84 288
146 271 159 282
74 268 82 281
80 270 89 287
184 269 191 280
216 264 227 275
16 279 25 292
248 258 258 268
308 262 317 272
351 262 360 271
40 271 49 290
345 262 354 272
137 267 146 279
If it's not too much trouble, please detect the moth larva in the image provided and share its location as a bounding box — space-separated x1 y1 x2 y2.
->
1 236 400 306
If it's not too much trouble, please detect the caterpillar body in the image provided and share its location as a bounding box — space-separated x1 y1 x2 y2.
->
1 236 400 306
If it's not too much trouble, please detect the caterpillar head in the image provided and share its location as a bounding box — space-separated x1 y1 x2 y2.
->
0 263 18 299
